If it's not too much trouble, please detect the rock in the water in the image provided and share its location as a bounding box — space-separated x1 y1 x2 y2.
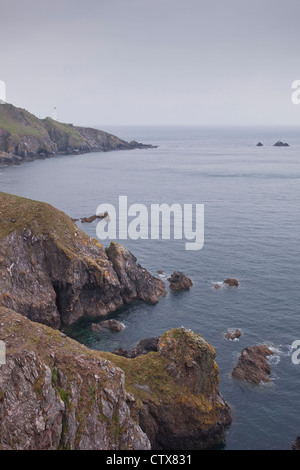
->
225 329 242 340
292 436 300 450
232 345 274 384
98 319 124 332
91 323 102 333
224 278 239 287
80 212 108 223
167 271 193 291
256 142 264 146
273 141 289 147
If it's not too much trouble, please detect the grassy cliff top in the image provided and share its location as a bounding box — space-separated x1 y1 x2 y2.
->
0 103 84 143
0 191 77 240
0 103 49 138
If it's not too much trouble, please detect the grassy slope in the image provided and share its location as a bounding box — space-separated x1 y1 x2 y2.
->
0 103 85 146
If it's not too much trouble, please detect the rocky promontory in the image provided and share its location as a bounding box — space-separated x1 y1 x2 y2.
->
0 311 232 450
0 192 232 450
0 192 166 329
0 103 156 166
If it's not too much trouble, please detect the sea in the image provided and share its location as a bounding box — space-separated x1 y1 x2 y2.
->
0 125 299 450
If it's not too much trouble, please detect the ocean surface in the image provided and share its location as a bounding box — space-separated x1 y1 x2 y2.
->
0 125 299 450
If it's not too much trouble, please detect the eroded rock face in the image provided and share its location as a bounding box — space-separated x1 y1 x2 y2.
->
0 307 150 450
106 243 166 305
114 337 160 358
167 271 193 291
0 193 166 328
232 345 274 384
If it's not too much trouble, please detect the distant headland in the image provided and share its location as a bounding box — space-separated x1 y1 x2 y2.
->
0 102 157 166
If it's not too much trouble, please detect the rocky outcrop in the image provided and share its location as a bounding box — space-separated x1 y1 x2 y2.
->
106 243 166 305
292 436 300 450
256 142 263 146
232 345 274 384
0 311 231 450
114 337 160 358
0 307 150 450
273 141 289 147
91 319 124 333
0 192 166 329
225 329 242 341
0 103 156 166
109 328 232 449
167 271 193 291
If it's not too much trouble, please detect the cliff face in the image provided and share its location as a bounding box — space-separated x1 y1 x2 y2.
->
0 309 231 450
0 103 155 165
0 307 150 450
0 192 166 329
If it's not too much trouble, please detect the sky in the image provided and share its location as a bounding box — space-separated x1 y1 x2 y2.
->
1 0 300 126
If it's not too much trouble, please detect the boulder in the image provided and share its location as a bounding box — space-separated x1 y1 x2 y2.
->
98 319 124 332
256 142 264 146
224 278 239 287
225 329 242 340
167 271 193 291
232 345 274 384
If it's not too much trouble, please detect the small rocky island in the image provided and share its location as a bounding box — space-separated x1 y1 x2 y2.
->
0 102 156 166
0 192 232 450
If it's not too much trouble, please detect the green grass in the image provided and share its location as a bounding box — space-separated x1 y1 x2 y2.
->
0 103 48 138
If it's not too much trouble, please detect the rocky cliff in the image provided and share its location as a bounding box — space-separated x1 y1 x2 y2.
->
0 192 166 329
0 308 231 450
0 192 232 450
0 103 155 165
0 307 150 450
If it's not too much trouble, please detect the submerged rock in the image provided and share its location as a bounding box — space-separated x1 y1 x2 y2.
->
232 345 274 384
224 278 239 287
167 271 193 291
0 193 166 329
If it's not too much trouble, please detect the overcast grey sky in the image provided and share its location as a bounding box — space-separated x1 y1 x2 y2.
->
1 0 300 126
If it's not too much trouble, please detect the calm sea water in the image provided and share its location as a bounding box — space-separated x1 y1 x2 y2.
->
0 126 299 450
